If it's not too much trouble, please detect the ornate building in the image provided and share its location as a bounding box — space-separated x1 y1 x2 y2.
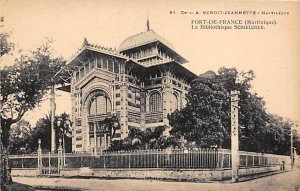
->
58 25 197 153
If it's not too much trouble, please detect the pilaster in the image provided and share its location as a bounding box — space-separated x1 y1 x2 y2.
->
140 90 146 129
162 82 173 126
119 75 129 138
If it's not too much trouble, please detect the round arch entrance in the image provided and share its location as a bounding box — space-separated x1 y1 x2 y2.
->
85 89 113 153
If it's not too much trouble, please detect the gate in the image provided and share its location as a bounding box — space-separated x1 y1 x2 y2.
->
37 140 63 176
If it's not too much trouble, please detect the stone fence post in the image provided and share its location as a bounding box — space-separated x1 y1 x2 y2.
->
58 138 63 175
37 139 43 175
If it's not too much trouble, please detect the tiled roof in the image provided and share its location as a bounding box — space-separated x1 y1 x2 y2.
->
118 30 176 51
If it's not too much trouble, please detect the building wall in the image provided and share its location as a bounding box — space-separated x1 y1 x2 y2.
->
70 53 190 152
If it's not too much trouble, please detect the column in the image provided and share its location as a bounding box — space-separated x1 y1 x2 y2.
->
107 135 111 148
71 88 77 152
140 90 146 129
37 139 42 175
104 134 107 149
57 139 63 175
162 81 172 126
119 75 129 138
93 119 97 155
231 90 240 183
50 82 56 152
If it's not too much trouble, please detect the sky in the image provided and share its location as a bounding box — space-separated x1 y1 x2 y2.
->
0 0 299 127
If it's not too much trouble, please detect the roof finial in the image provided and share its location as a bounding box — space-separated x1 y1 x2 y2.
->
83 37 89 46
146 12 150 31
147 19 150 31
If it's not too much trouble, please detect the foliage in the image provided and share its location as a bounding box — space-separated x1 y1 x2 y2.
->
169 68 235 148
8 113 72 154
109 126 180 151
263 115 299 155
0 39 65 148
9 119 32 154
0 16 14 147
0 16 64 188
0 17 14 57
168 67 299 155
0 17 15 187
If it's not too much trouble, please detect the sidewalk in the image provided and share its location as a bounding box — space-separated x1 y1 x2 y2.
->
13 169 300 191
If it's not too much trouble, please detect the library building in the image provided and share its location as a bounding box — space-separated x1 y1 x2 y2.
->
58 23 197 152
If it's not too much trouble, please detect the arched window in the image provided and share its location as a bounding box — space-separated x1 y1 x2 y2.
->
170 93 179 112
88 90 111 115
184 98 188 107
149 92 162 113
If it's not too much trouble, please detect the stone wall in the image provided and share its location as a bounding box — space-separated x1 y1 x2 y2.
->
12 166 284 181
11 168 37 177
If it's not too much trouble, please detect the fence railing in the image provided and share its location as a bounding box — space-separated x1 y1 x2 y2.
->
63 149 219 169
218 149 290 168
9 148 291 170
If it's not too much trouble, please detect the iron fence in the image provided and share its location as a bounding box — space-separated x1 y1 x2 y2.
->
9 154 38 168
9 148 290 170
217 149 290 168
63 148 218 169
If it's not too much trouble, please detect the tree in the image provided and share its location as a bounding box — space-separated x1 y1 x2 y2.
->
168 67 298 154
0 16 14 57
8 113 72 154
30 112 72 153
1 40 65 148
0 16 15 187
264 115 300 155
0 17 65 187
9 119 32 155
169 69 231 148
109 126 179 151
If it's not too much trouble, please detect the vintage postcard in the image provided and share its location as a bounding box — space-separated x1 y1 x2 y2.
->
0 0 299 190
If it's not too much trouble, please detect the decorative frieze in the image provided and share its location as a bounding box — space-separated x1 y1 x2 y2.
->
145 112 163 123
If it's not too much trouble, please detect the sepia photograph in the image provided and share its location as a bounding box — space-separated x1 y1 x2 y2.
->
0 0 299 190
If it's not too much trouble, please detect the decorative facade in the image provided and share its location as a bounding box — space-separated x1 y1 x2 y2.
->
58 26 197 153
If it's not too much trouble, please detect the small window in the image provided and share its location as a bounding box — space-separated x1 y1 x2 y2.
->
90 58 95 69
108 59 113 72
136 96 140 101
76 129 82 134
103 57 108 70
114 62 119 73
97 57 102 68
80 67 84 78
85 63 89 74
76 72 79 81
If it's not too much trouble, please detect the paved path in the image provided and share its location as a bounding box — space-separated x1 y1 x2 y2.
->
14 169 300 191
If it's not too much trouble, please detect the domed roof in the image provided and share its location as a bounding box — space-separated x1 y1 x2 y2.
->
118 29 175 51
